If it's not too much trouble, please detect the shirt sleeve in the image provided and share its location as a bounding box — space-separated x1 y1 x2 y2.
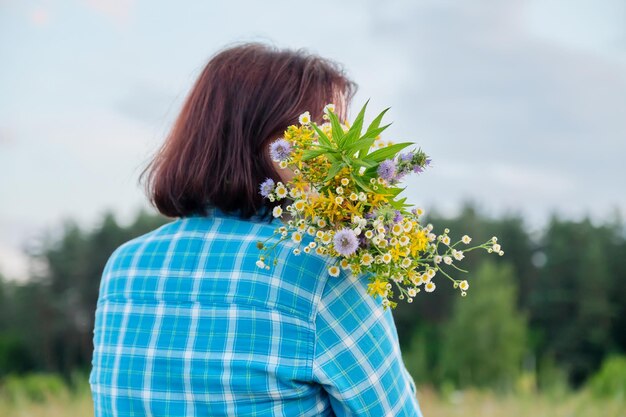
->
311 270 424 417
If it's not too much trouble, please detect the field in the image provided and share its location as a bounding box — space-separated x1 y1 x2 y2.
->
1 380 623 417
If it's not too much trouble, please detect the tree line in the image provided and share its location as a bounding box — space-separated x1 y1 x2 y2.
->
0 203 624 391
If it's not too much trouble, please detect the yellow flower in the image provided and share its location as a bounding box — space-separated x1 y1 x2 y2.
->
367 279 389 298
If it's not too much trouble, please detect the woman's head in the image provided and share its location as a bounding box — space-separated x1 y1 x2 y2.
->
140 41 358 220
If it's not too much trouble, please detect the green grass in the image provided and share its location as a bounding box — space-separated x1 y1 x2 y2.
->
0 376 624 417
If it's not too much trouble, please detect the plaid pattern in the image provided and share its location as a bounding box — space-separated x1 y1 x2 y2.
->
90 206 423 416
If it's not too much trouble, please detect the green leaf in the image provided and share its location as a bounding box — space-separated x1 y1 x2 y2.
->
351 173 373 192
342 98 369 147
310 122 333 148
324 162 345 182
301 148 328 161
356 123 392 158
365 142 413 162
365 107 391 137
327 110 345 147
351 158 376 168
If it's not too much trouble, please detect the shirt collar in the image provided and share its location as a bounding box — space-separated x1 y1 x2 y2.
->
190 205 272 223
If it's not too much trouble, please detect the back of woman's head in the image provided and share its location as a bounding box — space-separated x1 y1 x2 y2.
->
140 41 358 220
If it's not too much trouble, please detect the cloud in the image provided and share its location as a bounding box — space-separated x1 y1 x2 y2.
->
0 126 16 146
81 0 135 25
30 6 50 26
115 82 179 126
361 0 626 224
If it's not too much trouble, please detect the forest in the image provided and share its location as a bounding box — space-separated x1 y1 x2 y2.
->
1 203 625 414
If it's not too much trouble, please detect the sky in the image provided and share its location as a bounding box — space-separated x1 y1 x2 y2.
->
1 0 625 281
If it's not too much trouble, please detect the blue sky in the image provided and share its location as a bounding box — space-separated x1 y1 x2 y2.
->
1 0 625 281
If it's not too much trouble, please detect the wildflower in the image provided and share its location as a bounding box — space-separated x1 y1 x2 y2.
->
452 249 464 260
275 186 288 199
335 196 344 205
349 193 358 201
303 247 311 254
259 178 275 198
364 230 374 239
361 253 374 266
341 178 349 186
493 243 501 252
293 248 301 255
340 259 350 269
333 228 359 256
408 288 417 297
299 111 311 125
328 265 340 277
317 218 327 228
442 235 450 245
462 235 472 244
294 200 306 211
424 281 436 292
279 160 288 169
336 186 344 195
400 152 414 162
382 252 392 264
358 192 367 201
272 206 283 218
323 103 335 114
401 258 412 268
377 159 396 181
269 139 292 162
443 256 453 265
291 232 302 244
256 260 266 269
459 280 469 291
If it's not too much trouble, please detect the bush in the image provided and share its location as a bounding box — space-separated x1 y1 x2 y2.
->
0 373 69 404
587 356 626 401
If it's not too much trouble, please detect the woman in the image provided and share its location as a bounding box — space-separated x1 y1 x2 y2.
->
89 41 423 417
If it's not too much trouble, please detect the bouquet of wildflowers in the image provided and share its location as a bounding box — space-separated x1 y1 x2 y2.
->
256 99 503 310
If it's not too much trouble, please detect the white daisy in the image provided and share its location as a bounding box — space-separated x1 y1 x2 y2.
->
299 111 311 125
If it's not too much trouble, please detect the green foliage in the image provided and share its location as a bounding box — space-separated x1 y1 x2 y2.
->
0 373 68 404
0 208 170 378
1 201 625 393
440 260 527 391
587 356 626 401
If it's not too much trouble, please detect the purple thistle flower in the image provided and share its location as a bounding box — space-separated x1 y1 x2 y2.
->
393 210 403 223
259 178 275 197
269 138 292 162
333 228 359 256
425 158 431 166
400 152 414 162
377 159 396 181
365 211 376 220
413 165 424 174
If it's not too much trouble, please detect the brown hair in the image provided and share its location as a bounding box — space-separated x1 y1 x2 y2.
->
139 41 358 221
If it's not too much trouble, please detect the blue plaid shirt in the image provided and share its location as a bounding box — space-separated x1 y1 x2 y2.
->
90 206 423 416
